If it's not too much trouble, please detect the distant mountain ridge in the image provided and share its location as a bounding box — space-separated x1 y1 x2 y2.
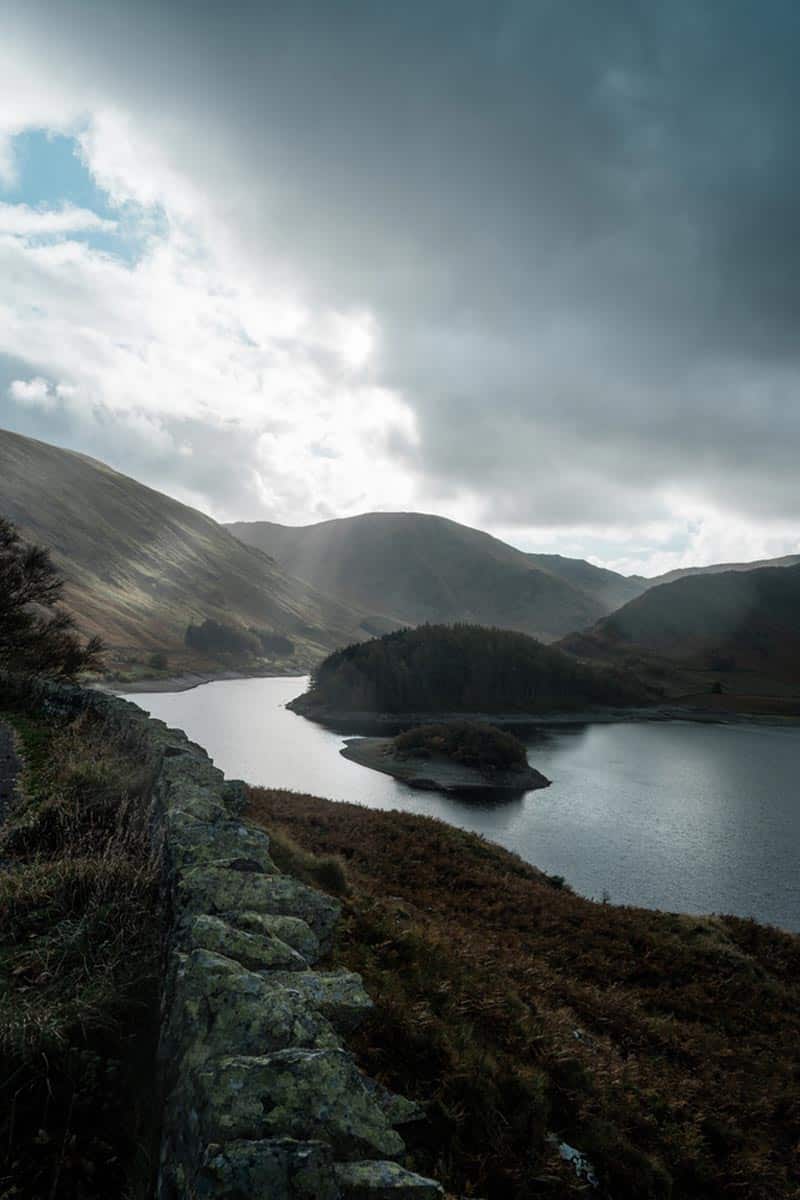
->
560 562 800 705
645 554 800 588
0 428 371 671
525 552 647 611
229 515 800 643
227 512 619 641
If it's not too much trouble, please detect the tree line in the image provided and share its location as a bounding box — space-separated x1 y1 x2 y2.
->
307 623 649 713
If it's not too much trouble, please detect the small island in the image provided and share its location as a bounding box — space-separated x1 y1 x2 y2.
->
341 720 550 794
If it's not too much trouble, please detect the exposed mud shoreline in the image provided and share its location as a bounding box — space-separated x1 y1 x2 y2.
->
101 666 306 695
288 696 800 733
340 735 550 795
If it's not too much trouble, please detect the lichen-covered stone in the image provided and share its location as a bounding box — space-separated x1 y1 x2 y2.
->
164 950 339 1075
198 1049 406 1160
362 1078 424 1128
159 750 225 792
196 1137 339 1199
166 809 275 873
159 784 230 824
334 1161 444 1199
262 969 373 1032
186 914 309 972
229 910 321 964
178 869 341 951
222 778 250 816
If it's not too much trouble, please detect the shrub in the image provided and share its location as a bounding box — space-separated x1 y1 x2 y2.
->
148 650 169 671
394 721 528 769
252 629 295 657
184 618 261 659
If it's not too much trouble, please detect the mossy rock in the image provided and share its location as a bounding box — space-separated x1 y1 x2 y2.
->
335 1160 444 1199
184 914 310 972
226 910 321 964
178 869 341 951
197 1048 406 1160
196 1136 338 1199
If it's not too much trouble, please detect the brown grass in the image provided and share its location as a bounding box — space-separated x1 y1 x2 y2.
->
0 709 160 1200
248 786 800 1200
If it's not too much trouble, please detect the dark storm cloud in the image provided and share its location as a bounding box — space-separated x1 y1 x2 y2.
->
6 0 800 531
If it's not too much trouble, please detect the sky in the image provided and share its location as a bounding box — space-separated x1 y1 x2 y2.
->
0 1 798 577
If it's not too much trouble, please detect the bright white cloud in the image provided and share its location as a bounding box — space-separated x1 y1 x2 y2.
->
0 111 419 525
9 376 57 409
0 201 116 235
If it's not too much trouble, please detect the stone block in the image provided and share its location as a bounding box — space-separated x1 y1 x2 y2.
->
335 1161 444 1199
179 869 341 951
262 969 374 1033
228 910 321 964
196 1137 339 1199
197 1048 406 1160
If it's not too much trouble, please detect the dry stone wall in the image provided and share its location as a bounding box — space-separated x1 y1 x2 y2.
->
2 676 444 1200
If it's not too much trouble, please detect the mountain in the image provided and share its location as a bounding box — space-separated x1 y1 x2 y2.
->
645 554 800 588
525 552 647 611
560 563 800 708
227 512 609 641
0 429 371 673
529 551 800 611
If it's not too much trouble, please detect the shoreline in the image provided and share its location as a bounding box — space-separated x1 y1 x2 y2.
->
102 672 800 728
287 697 800 732
340 735 551 795
98 666 306 695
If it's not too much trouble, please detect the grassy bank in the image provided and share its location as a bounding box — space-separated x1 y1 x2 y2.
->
0 705 160 1200
249 787 800 1200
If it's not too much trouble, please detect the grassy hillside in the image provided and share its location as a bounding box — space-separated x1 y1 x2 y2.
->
0 429 371 674
227 512 607 641
250 787 800 1200
526 551 647 611
292 623 652 716
561 564 800 706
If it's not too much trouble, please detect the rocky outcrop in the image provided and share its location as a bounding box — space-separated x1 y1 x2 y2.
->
0 674 443 1200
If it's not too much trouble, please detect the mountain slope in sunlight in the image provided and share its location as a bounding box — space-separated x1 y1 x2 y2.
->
0 428 371 671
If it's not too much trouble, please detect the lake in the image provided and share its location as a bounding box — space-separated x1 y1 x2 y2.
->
132 676 800 932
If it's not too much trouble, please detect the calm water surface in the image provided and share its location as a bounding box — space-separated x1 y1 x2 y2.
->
133 676 800 931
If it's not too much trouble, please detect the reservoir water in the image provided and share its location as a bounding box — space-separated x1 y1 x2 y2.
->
133 676 800 932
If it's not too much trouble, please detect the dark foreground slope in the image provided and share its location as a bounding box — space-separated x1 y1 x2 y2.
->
561 563 800 708
251 786 800 1200
228 512 608 641
0 429 369 672
291 623 652 718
